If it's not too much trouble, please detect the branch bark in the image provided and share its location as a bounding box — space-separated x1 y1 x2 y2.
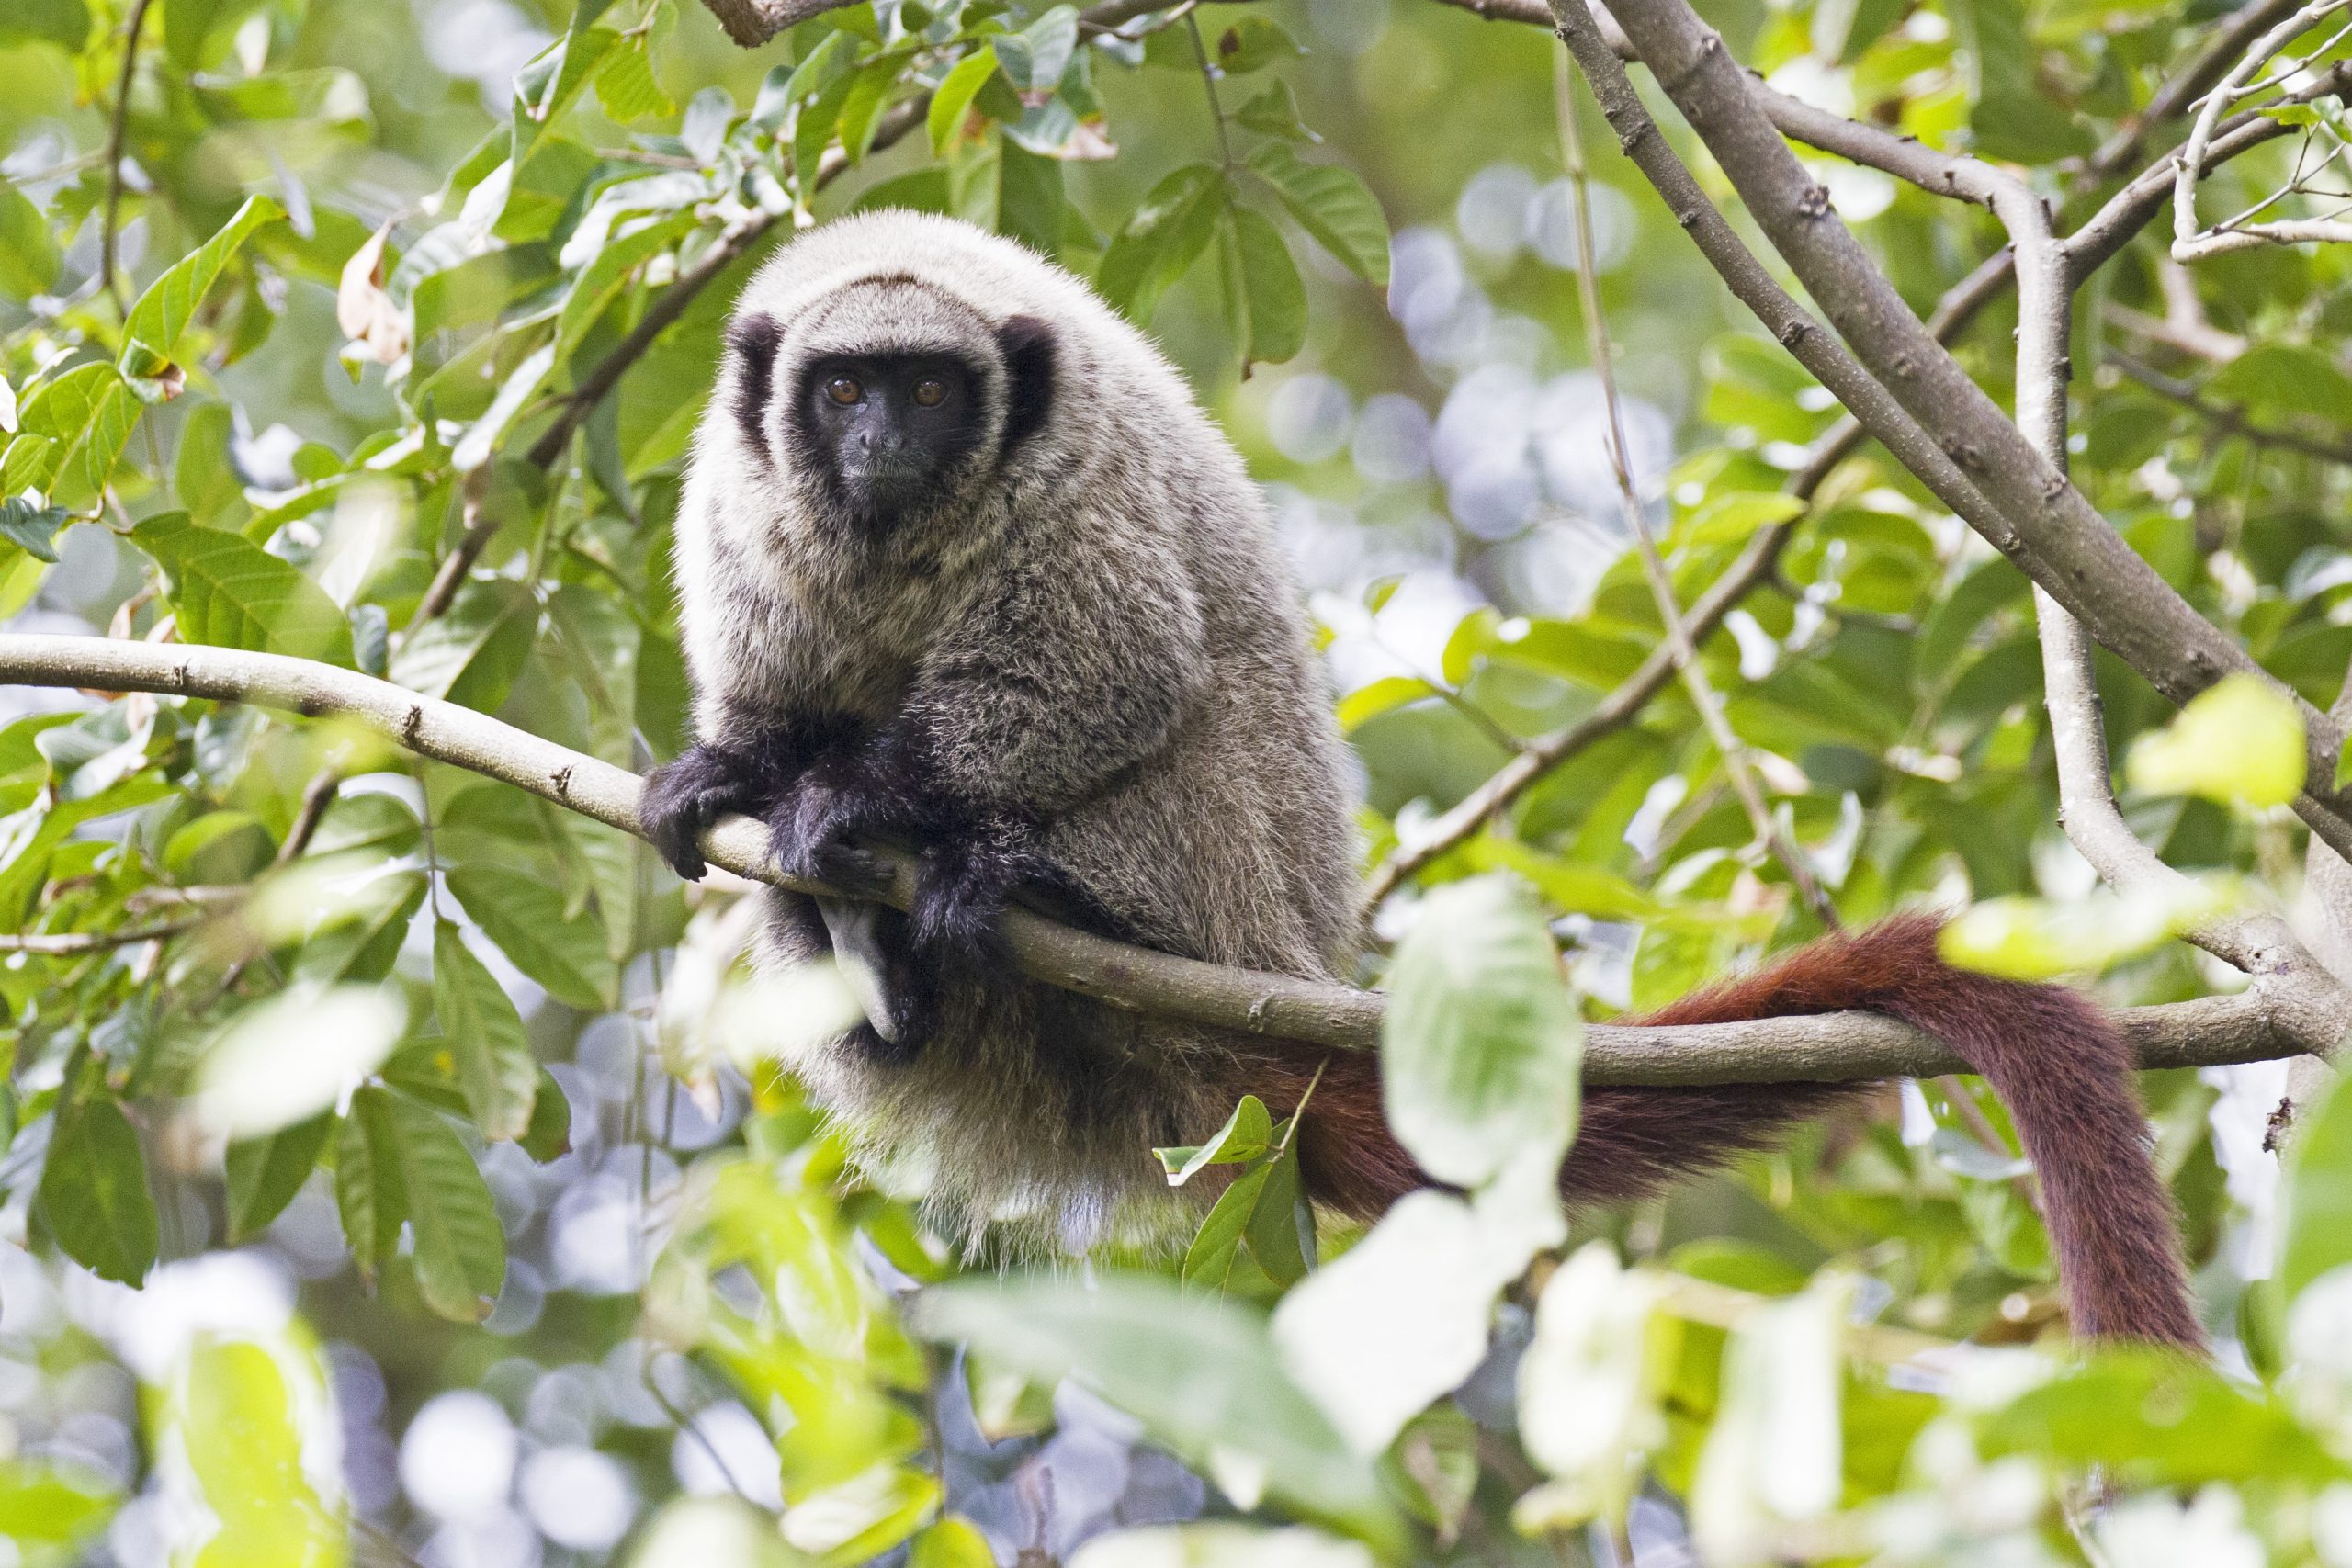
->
0 633 2328 1077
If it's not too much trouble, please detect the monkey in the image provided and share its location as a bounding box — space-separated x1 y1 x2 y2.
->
640 209 2199 1348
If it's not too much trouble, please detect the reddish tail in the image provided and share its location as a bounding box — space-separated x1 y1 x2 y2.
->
1254 913 2200 1348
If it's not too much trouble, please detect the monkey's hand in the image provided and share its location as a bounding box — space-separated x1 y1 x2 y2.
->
641 743 764 881
766 764 899 899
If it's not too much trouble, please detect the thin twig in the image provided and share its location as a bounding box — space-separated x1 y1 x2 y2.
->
98 0 158 312
2110 351 2352 464
0 919 199 955
1552 51 1837 926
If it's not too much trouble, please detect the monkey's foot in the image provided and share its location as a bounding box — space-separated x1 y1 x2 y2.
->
641 743 761 881
908 834 1031 964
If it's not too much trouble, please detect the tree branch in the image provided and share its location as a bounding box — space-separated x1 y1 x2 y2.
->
0 633 2327 1076
1566 0 2352 862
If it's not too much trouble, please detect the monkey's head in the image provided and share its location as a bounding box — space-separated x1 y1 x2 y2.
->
720 254 1057 544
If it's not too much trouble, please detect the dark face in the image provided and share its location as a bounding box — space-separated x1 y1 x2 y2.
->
796 352 985 525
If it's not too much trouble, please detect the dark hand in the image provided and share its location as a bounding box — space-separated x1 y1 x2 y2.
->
641 743 760 881
767 767 895 897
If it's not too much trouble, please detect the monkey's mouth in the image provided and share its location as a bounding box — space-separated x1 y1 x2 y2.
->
837 452 945 525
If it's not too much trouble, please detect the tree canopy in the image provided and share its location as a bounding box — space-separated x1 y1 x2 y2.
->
4 0 2352 1563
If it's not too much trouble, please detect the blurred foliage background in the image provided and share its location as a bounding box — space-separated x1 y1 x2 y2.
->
6 0 2352 1562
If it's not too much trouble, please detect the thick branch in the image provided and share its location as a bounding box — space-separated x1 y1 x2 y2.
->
0 634 2325 1076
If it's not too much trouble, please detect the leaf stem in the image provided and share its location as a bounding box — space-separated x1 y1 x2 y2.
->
99 0 158 314
1551 51 1839 930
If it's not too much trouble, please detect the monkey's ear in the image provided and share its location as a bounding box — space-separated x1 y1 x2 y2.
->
996 314 1056 453
727 312 782 456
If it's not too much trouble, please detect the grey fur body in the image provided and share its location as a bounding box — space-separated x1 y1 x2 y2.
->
670 211 1358 1251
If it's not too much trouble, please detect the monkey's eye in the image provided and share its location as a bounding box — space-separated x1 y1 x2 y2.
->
911 378 947 408
824 376 864 407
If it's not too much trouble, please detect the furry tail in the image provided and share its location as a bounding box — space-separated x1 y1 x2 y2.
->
1250 913 2200 1348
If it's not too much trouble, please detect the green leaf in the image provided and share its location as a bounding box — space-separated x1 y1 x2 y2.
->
928 45 1000 152
1939 878 2235 981
1243 1142 1309 1285
594 28 674 122
167 1337 344 1568
431 919 540 1142
520 1068 572 1163
1096 164 1225 320
7 361 139 509
0 1459 114 1549
1156 1094 1272 1183
38 1071 159 1285
335 1089 404 1280
389 578 538 713
381 1088 506 1320
0 187 62 300
1234 78 1317 142
119 196 285 378
1182 1162 1272 1292
993 4 1078 89
916 1275 1403 1551
908 1518 995 1568
447 864 618 1012
134 512 356 667
1337 675 1438 731
1382 875 1581 1192
2126 673 2308 809
996 140 1066 256
225 1113 334 1244
1244 143 1389 286
1206 15 1301 73
289 870 427 987
0 497 67 562
163 0 259 65
451 341 557 470
1676 491 1805 548
2281 1069 2352 1303
2208 343 2352 428
1230 206 1306 367
0 0 87 48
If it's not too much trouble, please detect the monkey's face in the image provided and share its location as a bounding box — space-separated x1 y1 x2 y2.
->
794 351 987 528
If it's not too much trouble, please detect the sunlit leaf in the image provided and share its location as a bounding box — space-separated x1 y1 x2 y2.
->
1939 877 2236 980
2127 673 2307 809
119 196 285 379
157 1334 345 1568
916 1276 1403 1551
195 982 405 1139
1381 874 1581 1193
928 46 1000 152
